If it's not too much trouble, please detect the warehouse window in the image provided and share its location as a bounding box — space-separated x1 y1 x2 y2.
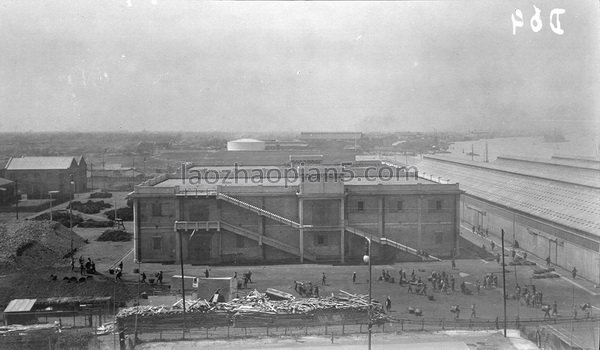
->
236 236 245 248
152 236 162 250
428 199 443 211
151 203 162 216
315 233 328 246
357 201 364 212
397 201 403 211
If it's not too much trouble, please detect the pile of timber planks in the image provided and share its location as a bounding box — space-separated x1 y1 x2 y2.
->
116 289 386 330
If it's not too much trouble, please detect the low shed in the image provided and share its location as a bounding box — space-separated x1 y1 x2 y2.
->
3 299 37 325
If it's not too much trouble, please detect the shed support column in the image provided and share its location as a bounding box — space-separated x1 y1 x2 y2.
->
299 198 304 263
340 198 345 264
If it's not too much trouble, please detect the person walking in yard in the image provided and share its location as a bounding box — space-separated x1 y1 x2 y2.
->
543 305 551 319
572 267 577 279
552 301 558 316
385 296 392 312
352 272 356 284
470 304 476 318
141 272 146 283
80 261 85 275
204 267 210 278
546 256 551 266
451 258 456 270
321 272 326 285
70 257 75 271
116 269 122 281
490 241 495 251
496 253 500 264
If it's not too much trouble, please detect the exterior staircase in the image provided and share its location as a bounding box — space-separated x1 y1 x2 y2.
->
345 226 441 261
217 193 301 228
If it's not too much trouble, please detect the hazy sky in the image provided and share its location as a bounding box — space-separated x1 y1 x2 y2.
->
0 0 598 133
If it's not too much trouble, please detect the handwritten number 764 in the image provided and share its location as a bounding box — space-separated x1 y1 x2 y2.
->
512 6 565 35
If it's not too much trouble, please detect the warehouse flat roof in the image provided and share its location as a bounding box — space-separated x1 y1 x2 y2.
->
415 158 600 237
424 155 600 189
153 176 430 190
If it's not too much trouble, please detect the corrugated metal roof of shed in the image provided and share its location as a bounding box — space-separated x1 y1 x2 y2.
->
4 299 36 313
415 158 600 238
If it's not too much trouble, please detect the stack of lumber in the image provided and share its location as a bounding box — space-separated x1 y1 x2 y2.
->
116 289 386 331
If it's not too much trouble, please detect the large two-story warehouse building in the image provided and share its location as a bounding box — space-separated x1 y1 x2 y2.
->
130 162 462 265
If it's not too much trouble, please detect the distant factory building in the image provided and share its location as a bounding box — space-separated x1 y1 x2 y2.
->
299 132 363 151
3 156 87 198
129 161 461 265
89 164 145 191
227 139 266 151
406 154 600 284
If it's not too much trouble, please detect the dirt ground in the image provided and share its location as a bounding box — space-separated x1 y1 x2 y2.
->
136 330 539 350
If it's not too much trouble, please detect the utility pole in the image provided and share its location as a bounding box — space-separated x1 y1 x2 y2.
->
363 238 372 350
15 180 18 220
69 175 75 252
501 229 507 337
179 230 187 335
90 163 93 191
485 141 489 163
471 144 474 161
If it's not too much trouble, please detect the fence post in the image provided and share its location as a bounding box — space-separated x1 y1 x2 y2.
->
495 317 499 329
441 319 445 330
401 319 404 331
227 326 230 338
267 327 269 336
342 323 344 335
421 319 425 331
360 324 362 333
325 325 327 335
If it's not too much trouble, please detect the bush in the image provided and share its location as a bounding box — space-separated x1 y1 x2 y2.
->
78 219 114 228
90 191 113 199
33 211 84 228
67 200 112 214
97 230 132 242
105 207 133 221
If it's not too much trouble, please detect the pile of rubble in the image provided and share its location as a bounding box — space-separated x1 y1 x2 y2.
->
0 221 85 269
